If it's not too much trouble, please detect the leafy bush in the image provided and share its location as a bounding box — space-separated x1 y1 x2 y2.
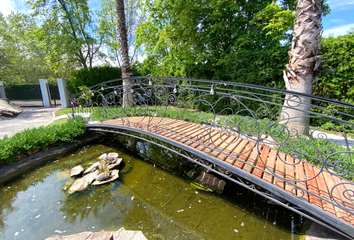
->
68 66 122 95
316 31 354 103
311 31 354 126
0 117 86 165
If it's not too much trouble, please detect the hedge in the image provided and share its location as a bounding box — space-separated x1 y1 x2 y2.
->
4 83 42 100
68 65 142 95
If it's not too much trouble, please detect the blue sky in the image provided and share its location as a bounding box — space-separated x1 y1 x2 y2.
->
1 0 354 37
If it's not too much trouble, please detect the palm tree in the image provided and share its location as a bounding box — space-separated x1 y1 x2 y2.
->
283 0 324 136
116 0 133 107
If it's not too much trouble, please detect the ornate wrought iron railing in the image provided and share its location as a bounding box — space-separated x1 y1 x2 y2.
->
70 76 354 237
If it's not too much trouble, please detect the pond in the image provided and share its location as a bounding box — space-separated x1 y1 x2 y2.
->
0 140 302 239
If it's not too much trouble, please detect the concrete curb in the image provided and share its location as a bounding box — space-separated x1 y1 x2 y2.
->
0 133 104 184
45 108 60 126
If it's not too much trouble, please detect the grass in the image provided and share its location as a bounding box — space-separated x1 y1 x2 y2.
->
51 118 70 125
55 108 73 117
0 117 87 165
277 136 353 180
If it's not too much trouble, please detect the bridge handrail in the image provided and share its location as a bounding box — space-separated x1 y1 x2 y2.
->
74 76 354 110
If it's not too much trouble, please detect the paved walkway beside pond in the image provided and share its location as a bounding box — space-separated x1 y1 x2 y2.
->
0 107 60 139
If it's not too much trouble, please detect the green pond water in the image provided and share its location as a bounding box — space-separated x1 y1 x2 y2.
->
0 142 301 240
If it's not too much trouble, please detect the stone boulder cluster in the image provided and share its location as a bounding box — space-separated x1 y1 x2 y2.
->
68 153 123 194
46 227 147 240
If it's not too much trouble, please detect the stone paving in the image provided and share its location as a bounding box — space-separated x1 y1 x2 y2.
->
46 227 147 240
312 130 354 148
0 107 60 139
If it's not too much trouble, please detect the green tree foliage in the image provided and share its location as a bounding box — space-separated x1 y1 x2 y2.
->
27 0 104 74
316 31 354 104
0 13 55 84
137 0 296 86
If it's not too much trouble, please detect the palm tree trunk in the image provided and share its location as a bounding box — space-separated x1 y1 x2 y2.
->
115 0 133 107
282 0 324 136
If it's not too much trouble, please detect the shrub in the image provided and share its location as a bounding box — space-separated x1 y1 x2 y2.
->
68 65 142 95
0 117 86 165
4 83 42 100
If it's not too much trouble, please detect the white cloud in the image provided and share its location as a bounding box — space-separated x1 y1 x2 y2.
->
327 0 354 10
323 23 354 37
1 0 16 16
0 0 30 16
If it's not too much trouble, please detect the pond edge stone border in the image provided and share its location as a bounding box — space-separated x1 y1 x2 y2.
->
46 227 147 240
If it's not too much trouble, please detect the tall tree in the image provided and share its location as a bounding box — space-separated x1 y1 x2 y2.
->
28 0 103 73
116 0 133 107
98 0 143 67
282 0 325 136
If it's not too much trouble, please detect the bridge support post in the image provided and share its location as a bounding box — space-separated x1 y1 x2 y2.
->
57 78 70 108
39 79 51 107
0 81 6 99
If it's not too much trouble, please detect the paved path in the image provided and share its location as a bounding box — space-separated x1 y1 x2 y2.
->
0 107 60 139
313 130 354 148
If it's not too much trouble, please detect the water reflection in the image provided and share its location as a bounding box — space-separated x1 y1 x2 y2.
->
0 141 301 240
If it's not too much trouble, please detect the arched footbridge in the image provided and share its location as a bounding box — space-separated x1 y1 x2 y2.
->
70 77 354 238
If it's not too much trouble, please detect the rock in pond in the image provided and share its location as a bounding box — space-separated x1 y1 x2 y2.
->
83 162 101 174
68 171 99 194
69 165 84 177
107 158 123 170
95 171 111 182
92 170 119 186
98 153 108 160
84 170 99 184
46 227 147 240
68 178 89 194
107 152 119 160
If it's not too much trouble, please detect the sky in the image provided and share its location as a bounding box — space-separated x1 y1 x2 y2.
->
1 0 353 37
